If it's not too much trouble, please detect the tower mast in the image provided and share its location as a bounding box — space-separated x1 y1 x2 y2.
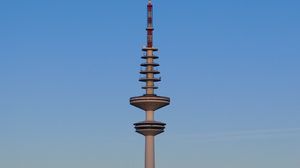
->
130 1 170 168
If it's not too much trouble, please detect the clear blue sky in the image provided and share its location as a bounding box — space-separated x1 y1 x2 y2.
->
0 0 299 168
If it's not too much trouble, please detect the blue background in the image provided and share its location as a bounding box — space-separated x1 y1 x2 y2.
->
0 0 299 168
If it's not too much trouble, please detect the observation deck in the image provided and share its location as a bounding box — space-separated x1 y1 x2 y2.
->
134 121 166 136
130 95 170 111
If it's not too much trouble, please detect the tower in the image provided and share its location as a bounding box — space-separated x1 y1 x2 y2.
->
130 1 170 168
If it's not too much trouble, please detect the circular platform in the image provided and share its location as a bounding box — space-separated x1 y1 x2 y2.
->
134 121 166 136
130 95 170 111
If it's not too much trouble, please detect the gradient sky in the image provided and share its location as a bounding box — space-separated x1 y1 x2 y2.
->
1 0 300 168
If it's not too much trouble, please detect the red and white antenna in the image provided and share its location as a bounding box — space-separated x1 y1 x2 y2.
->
147 0 153 47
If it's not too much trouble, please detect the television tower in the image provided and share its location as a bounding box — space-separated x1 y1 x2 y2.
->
130 1 170 168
